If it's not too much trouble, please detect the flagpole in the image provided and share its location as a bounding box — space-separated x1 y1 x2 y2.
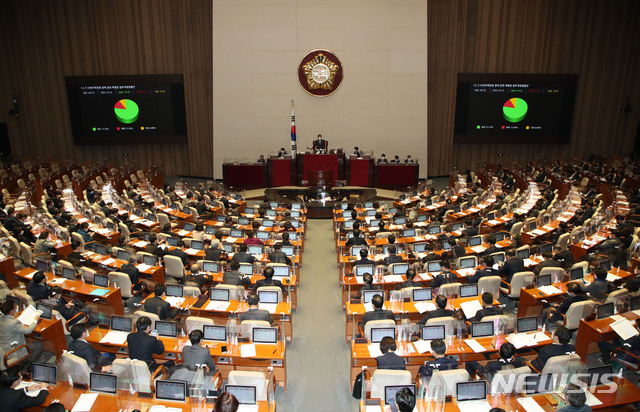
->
290 100 297 158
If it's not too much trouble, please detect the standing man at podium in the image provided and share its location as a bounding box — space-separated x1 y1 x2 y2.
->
312 134 328 153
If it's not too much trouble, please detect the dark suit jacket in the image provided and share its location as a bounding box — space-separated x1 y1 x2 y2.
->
182 344 217 372
354 258 376 266
144 296 175 320
555 294 588 315
500 258 525 282
27 280 51 301
421 253 441 263
534 259 563 274
396 280 422 290
362 308 395 326
223 270 250 286
253 278 285 292
268 251 291 265
376 352 406 370
345 237 368 247
583 279 609 301
467 267 500 284
482 245 500 257
119 263 140 284
432 271 457 288
471 306 503 322
452 245 467 259
146 244 168 257
0 386 49 412
168 248 189 266
239 308 273 324
232 252 255 264
531 343 576 371
417 308 454 325
68 339 110 371
463 227 479 237
384 254 404 266
127 330 165 368
553 250 575 267
418 356 458 378
204 247 224 262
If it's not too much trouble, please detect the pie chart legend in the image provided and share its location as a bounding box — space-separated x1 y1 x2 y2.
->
114 99 139 124
503 97 528 123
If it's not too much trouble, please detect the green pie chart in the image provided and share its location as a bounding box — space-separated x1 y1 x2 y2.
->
503 97 528 123
114 99 139 124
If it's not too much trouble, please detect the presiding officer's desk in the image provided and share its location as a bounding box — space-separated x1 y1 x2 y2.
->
87 327 288 390
25 381 275 412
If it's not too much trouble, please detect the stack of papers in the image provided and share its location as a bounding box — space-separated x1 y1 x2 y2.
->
176 230 189 236
606 273 621 282
585 392 602 407
225 237 239 243
134 240 147 248
71 393 99 412
184 248 199 255
460 300 483 319
457 268 476 277
464 339 486 353
470 246 485 253
23 270 37 279
237 405 260 412
101 258 116 265
413 301 436 314
17 305 42 326
240 344 256 358
165 296 185 308
456 400 492 412
49 278 66 285
516 397 546 412
99 330 129 345
136 263 152 271
205 301 230 312
383 275 404 283
367 343 383 358
14 381 44 397
538 285 563 295
259 303 278 314
413 339 432 354
523 258 537 267
610 318 640 341
148 406 182 412
531 229 546 236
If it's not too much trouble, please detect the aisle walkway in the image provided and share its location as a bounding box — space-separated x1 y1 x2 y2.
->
274 219 360 411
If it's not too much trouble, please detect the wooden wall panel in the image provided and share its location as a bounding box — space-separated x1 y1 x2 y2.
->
428 0 640 176
0 0 212 177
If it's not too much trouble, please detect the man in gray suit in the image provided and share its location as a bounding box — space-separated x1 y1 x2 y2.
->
182 329 217 373
239 294 273 324
222 262 250 287
0 300 43 369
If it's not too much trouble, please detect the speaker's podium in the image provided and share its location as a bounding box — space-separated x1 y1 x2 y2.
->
296 150 345 186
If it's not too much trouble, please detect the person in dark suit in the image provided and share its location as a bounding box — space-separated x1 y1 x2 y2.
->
205 237 225 261
465 342 525 377
383 245 404 266
431 261 457 288
417 295 454 325
530 326 575 371
253 266 285 292
547 282 588 323
68 324 115 371
144 284 177 320
482 236 500 257
276 232 294 247
582 267 610 302
168 239 189 266
396 269 421 290
418 339 459 378
223 261 251 286
26 271 51 302
533 251 562 275
0 365 50 412
553 244 574 269
353 248 375 266
239 294 273 324
182 329 217 372
312 134 328 153
451 238 467 259
345 230 368 248
467 256 500 284
268 244 291 265
119 253 141 286
377 154 389 164
500 249 525 283
232 243 255 264
361 294 394 327
420 243 441 264
376 336 406 370
462 219 479 237
145 233 168 257
127 316 166 371
470 292 502 322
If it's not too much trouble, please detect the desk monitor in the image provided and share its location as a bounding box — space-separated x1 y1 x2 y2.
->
262 219 275 227
370 327 396 343
36 302 52 320
191 240 204 251
209 287 230 302
587 364 613 387
62 267 77 281
225 385 257 405
364 201 374 208
412 288 432 302
427 261 441 273
117 249 129 261
222 243 234 253
351 245 366 257
156 380 187 402
167 237 178 247
292 203 301 210
389 207 398 214
281 245 295 256
340 203 349 210
527 221 538 232
402 228 415 238
468 236 483 247
288 231 298 240
238 218 250 226
272 265 290 278
346 232 354 240
630 295 640 311
392 263 409 276
459 256 476 269
599 260 612 271
238 265 253 276
248 245 263 255
396 217 406 226
452 222 464 232
166 284 184 298
413 243 427 253
354 264 375 277
205 225 216 234
36 260 49 273
90 372 118 394
93 274 109 288
244 207 255 215
569 267 584 280
539 243 553 254
384 384 415 405
344 220 355 229
203 261 218 273
156 321 178 338
183 222 195 232
269 201 278 209
491 253 505 264
366 210 376 217
421 325 445 341
252 327 278 344
142 233 151 243
523 374 555 395
111 315 132 332
426 198 433 206
460 284 478 298
417 215 427 223
32 363 56 384
256 231 269 241
143 254 158 267
203 325 227 342
517 316 538 333
536 274 552 287
216 215 226 222
471 321 494 338
487 212 496 221
95 244 108 256
428 225 442 235
362 291 384 304
369 220 381 229
597 302 615 319
543 215 551 225
453 205 462 213
494 232 508 242
456 380 487 402
291 211 300 219
516 248 530 260
442 241 452 251
145 213 157 222
230 229 243 238
258 290 279 304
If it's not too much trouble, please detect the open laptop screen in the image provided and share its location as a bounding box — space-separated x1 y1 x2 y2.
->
203 325 227 342
191 240 204 250
203 261 218 273
36 302 52 320
427 261 441 273
225 385 257 405
209 288 230 302
468 236 482 247
156 321 178 337
258 290 279 304
517 316 538 333
384 384 416 405
111 315 132 332
354 264 375 277
537 274 552 287
32 363 56 384
36 260 49 273
587 364 613 387
371 327 396 343
523 374 555 395
597 302 615 319
392 264 409 276
62 268 76 281
93 274 109 287
421 325 445 341
412 288 432 302
516 248 530 260
362 290 384 304
459 257 476 269
456 380 487 402
90 372 117 394
471 321 494 338
166 284 183 297
459 284 478 298
252 327 278 344
570 267 584 280
272 265 290 278
155 380 187 402
630 295 640 311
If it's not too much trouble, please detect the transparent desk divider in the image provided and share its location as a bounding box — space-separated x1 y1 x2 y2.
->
267 367 276 410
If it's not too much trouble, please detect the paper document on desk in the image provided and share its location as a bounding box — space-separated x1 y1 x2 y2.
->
460 300 483 319
100 330 128 345
148 406 182 412
136 263 152 272
413 301 436 314
457 268 476 277
165 296 185 308
606 273 621 282
71 393 99 412
49 278 66 285
367 343 383 358
585 392 602 407
413 236 426 242
355 276 364 285
184 248 198 255
237 406 260 412
470 246 485 254
259 303 278 314
134 240 147 248
240 344 256 358
532 332 551 343
506 333 538 349
456 400 492 412
415 272 431 281
610 318 640 341
464 339 486 353
23 270 37 279
14 381 44 397
488 219 501 225
517 397 546 412
176 230 189 237
413 339 432 354
96 228 112 236
633 309 640 317
205 301 230 312
101 258 116 265
610 314 626 323
523 258 537 267
17 305 42 326
537 285 563 296
531 229 546 236
363 302 374 312
225 237 239 243
383 275 404 283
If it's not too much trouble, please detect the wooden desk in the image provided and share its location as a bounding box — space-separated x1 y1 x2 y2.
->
86 252 166 285
0 256 17 288
30 317 66 358
576 311 640 361
87 328 288 389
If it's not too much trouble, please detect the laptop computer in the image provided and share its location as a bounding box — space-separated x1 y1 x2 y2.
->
362 290 384 304
456 380 487 402
370 327 396 343
248 245 263 255
203 261 218 273
155 380 187 402
402 229 415 238
252 327 278 344
166 284 184 297
537 274 552 287
93 273 109 288
516 248 530 260
630 295 640 311
272 265 290 278
392 264 409 276
209 287 230 302
539 243 553 254
225 385 257 405
516 316 538 333
238 265 253 276
238 218 250 226
117 249 129 261
460 284 478 298
428 226 441 235
523 374 555 395
470 321 494 338
167 237 178 247
385 384 416 406
587 364 613 387
262 219 274 228
468 236 483 247
599 260 612 271
32 363 56 384
155 320 178 337
452 223 464 232
111 315 132 332
459 257 477 269
281 245 295 256
141 254 157 267
570 267 584 280
597 302 615 319
494 232 507 242
427 261 441 273
412 288 432 302
230 229 243 238
36 302 52 320
36 259 49 273
354 265 375 277
222 243 234 253
95 244 108 256
256 231 269 241
203 325 227 342
413 243 427 253
258 290 279 304
90 372 117 394
184 223 195 232
421 325 445 341
191 240 204 251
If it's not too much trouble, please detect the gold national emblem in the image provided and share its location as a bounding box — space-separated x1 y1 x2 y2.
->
302 54 339 90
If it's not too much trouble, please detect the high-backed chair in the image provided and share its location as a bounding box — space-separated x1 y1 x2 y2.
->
426 316 456 336
112 358 167 393
3 345 31 370
214 284 243 301
490 366 530 394
500 271 535 299
134 311 160 328
478 276 501 297
108 271 142 299
228 371 269 401
61 351 92 385
240 320 271 340
163 255 185 281
19 242 34 266
554 300 595 330
364 319 396 342
256 286 283 304
438 282 461 297
370 369 412 400
185 316 215 334
432 369 470 397
510 222 523 238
